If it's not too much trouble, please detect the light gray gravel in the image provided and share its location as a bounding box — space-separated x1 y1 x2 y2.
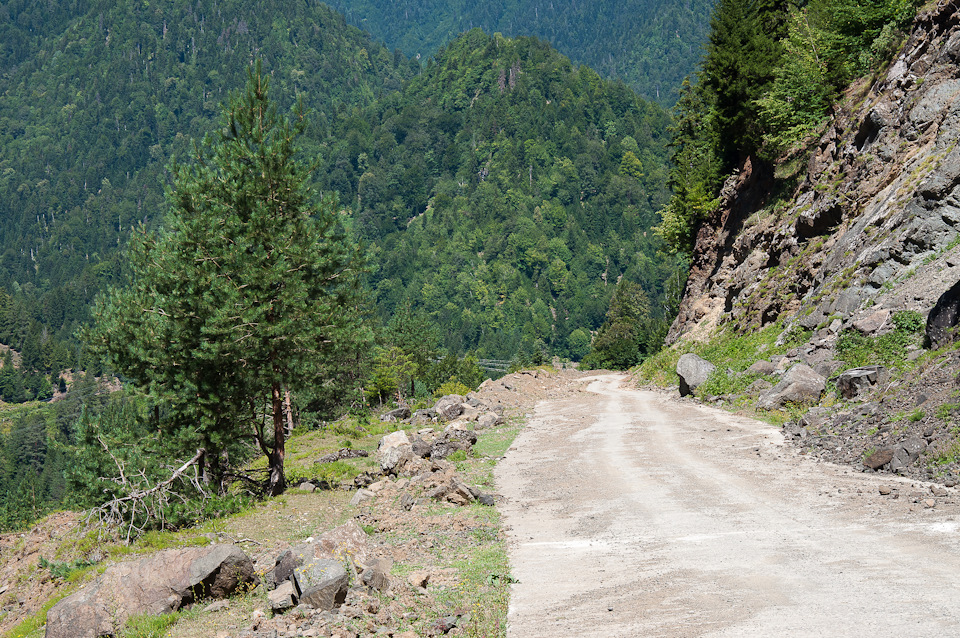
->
496 373 960 637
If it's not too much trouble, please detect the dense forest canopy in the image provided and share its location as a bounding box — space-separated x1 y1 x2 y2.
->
323 0 715 106
320 30 683 362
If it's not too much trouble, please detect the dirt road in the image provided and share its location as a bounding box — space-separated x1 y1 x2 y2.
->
495 373 960 637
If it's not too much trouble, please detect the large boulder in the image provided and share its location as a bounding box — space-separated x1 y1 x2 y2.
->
45 545 256 638
757 364 826 410
927 279 960 349
676 354 716 397
377 430 413 475
293 558 349 611
837 366 889 399
433 395 466 420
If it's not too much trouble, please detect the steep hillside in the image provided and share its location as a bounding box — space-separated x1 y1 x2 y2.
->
0 0 415 374
651 0 960 483
323 0 714 106
320 30 681 361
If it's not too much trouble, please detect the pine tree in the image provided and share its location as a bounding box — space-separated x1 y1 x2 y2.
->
701 0 784 167
87 63 367 496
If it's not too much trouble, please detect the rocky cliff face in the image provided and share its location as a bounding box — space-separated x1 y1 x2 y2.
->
669 1 960 350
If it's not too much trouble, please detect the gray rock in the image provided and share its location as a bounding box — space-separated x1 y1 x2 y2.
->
890 438 927 472
676 353 716 397
411 408 438 424
268 581 297 612
360 562 391 593
433 395 466 420
757 364 826 410
837 366 889 399
381 406 411 422
927 279 960 349
315 448 369 464
410 435 432 458
864 448 894 470
293 558 348 611
349 489 375 506
45 545 256 638
477 412 501 429
746 360 776 375
377 430 413 475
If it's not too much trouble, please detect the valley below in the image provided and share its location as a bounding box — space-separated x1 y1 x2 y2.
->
499 373 960 637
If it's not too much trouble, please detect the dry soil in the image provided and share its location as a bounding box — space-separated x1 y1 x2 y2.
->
496 373 960 637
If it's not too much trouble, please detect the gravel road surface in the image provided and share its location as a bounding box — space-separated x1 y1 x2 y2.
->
496 373 960 637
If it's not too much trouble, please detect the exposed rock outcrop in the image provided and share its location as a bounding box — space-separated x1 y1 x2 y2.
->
45 545 256 638
668 2 960 348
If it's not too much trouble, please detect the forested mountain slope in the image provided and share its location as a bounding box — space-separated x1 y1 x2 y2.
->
323 0 714 105
321 30 682 362
0 0 415 387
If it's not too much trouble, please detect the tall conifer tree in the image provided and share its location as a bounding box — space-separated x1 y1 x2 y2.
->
88 63 367 496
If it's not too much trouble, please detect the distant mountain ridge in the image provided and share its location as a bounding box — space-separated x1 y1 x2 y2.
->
323 0 714 105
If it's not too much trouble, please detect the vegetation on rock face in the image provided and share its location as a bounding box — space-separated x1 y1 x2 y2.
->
658 0 921 254
323 0 714 106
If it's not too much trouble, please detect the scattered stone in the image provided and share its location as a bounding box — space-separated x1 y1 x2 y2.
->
377 431 413 475
433 395 466 420
746 359 776 375
407 570 431 589
890 438 927 471
297 482 316 493
293 559 349 611
316 449 369 464
478 494 496 506
360 561 391 593
757 364 826 410
924 499 937 508
269 581 298 612
203 600 231 613
412 408 438 424
864 449 894 470
879 486 893 495
676 353 716 397
381 406 411 422
853 309 891 334
837 366 890 399
350 489 375 506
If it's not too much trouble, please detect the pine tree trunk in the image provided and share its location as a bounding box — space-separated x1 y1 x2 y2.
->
267 380 286 496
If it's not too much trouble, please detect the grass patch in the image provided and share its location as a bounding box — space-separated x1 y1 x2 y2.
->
119 611 185 638
835 312 924 369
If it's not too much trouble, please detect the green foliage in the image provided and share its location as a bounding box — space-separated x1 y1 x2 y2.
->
662 0 921 251
330 31 681 361
120 611 183 638
908 409 925 422
366 347 418 405
835 314 923 369
891 309 925 334
582 279 661 369
757 8 835 156
324 0 715 107
38 556 96 582
435 381 473 398
701 0 784 166
86 65 369 496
